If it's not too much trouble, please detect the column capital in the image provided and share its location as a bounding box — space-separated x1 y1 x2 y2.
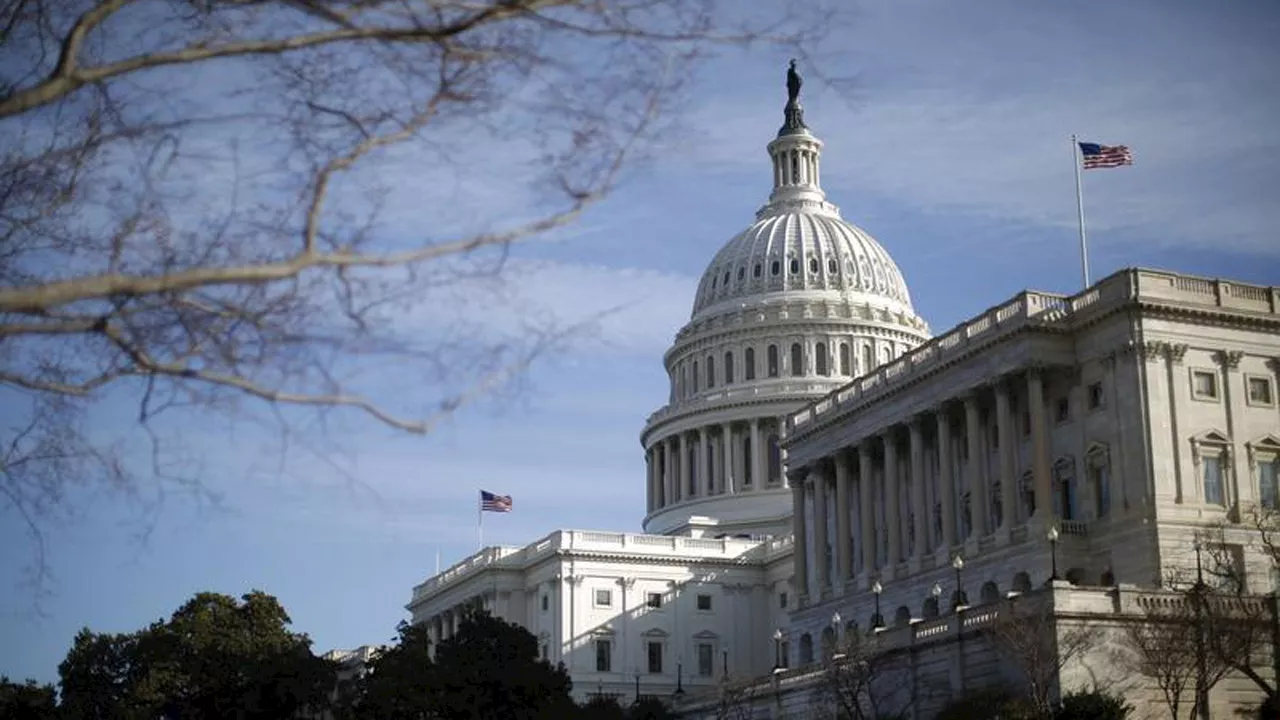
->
1212 349 1244 371
787 467 810 485
1268 357 1280 375
1162 342 1190 365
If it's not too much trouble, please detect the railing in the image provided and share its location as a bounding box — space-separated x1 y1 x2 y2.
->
786 268 1278 435
409 530 767 603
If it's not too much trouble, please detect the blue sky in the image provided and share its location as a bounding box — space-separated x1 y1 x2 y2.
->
3 0 1279 684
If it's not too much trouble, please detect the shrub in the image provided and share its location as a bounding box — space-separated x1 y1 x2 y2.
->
1053 690 1132 720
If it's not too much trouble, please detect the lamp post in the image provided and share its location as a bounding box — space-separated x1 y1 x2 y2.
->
1047 525 1060 581
634 669 641 704
1193 540 1210 720
871 579 884 629
930 581 942 616
772 629 784 670
952 553 966 610
722 647 729 681
674 655 685 698
831 611 845 661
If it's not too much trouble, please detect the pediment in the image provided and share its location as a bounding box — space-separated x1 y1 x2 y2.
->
1248 434 1280 451
1191 429 1231 445
1085 441 1110 458
692 630 719 640
641 628 669 638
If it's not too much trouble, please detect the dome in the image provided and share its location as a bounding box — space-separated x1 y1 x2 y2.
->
691 209 915 321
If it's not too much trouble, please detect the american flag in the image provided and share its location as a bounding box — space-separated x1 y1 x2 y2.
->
1078 142 1132 170
480 490 513 513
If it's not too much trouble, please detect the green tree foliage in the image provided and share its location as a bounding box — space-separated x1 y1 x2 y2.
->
1052 690 1132 720
577 695 628 720
347 609 577 720
0 676 58 719
627 697 676 720
58 590 336 719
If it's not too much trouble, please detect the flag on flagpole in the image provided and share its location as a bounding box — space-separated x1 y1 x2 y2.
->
480 490 513 513
1078 142 1133 170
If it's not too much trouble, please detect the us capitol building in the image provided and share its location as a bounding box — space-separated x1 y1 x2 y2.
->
400 65 1280 718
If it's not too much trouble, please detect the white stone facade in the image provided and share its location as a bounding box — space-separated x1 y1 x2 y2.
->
401 68 1280 717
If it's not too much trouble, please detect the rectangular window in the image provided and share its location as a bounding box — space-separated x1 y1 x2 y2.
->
696 594 712 611
1088 382 1104 410
647 641 663 674
1192 370 1219 400
1203 455 1225 505
541 594 549 612
1248 376 1275 406
595 639 612 672
767 345 779 378
1055 397 1070 423
595 589 612 607
1261 460 1279 511
778 592 788 609
697 643 714 677
1091 463 1111 519
646 592 663 609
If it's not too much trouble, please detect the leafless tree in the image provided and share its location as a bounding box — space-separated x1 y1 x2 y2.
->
986 595 1102 718
714 673 758 720
817 629 910 720
0 0 831 582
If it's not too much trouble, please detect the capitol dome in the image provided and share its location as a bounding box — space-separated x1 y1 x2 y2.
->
639 62 930 539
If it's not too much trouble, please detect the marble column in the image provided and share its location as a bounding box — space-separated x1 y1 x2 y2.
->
859 443 875 576
750 419 763 489
663 439 674 507
884 432 901 569
812 469 829 596
646 448 655 512
909 419 927 559
722 423 735 494
835 452 852 592
700 427 712 497
1027 368 1052 522
995 380 1017 529
792 475 810 602
937 407 956 550
965 394 988 538
679 433 691 501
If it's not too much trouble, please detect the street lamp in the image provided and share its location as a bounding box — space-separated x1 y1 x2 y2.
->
722 647 729 680
952 553 967 610
772 629 784 671
674 655 684 697
930 581 942 616
871 579 884 629
1047 525 1060 581
831 611 845 661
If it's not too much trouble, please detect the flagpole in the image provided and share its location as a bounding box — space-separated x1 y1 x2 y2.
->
1071 133 1090 288
478 491 484 551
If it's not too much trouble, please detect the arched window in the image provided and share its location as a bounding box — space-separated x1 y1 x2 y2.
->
790 343 803 377
1053 457 1076 520
754 263 762 278
767 434 782 483
1087 445 1111 519
692 360 699 393
828 258 838 274
808 257 818 274
789 258 800 275
724 352 734 384
706 356 715 388
922 597 939 619
771 260 780 276
861 345 873 374
767 345 780 378
839 342 851 375
799 634 814 664
815 342 828 376
980 581 1000 604
744 348 756 380
894 606 911 627
1012 572 1033 594
737 267 745 282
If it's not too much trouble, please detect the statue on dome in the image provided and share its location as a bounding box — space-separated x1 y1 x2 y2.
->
786 59 803 104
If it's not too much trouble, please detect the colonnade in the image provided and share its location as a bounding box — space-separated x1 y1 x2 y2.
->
646 418 783 513
792 368 1058 604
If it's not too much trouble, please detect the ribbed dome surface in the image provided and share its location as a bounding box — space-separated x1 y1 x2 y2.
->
691 209 914 321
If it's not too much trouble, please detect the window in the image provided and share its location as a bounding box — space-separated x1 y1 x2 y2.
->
541 594 549 612
815 342 828 375
646 592 663 609
1088 382 1104 410
1204 455 1225 505
696 594 713 611
697 643 714 677
789 258 799 275
754 263 762 278
780 640 791 668
790 343 803 377
1249 376 1275 406
1259 459 1278 510
1192 370 1219 400
828 258 837 273
767 345 779 377
595 639 612 672
1053 458 1076 520
737 267 745 282
595 589 612 607
808 257 818 274
1055 397 1070 423
706 356 715 388
744 348 756 380
778 591 788 609
839 342 851 375
771 260 780 276
647 641 663 674
724 352 734 384
1088 449 1111 519
861 345 873 375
